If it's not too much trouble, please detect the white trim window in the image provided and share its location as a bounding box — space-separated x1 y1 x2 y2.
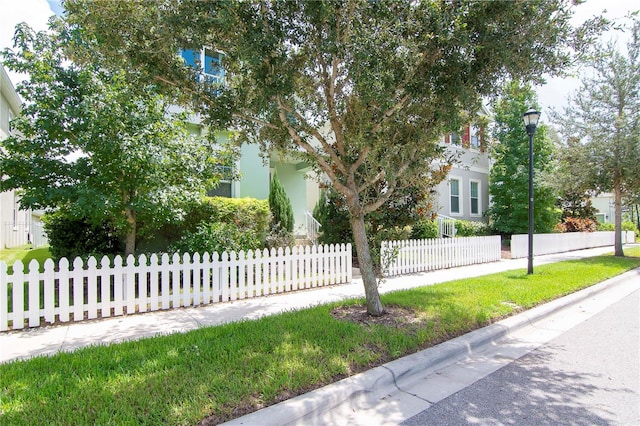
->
470 180 481 216
449 178 462 216
470 125 480 150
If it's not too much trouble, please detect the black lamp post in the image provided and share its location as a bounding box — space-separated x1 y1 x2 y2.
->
523 108 541 275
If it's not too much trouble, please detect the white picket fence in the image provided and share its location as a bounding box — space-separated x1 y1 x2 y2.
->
0 244 352 331
381 236 502 276
510 231 636 259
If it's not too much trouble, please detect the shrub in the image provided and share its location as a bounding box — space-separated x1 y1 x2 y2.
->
557 217 597 233
43 211 120 261
622 220 638 233
596 222 615 231
313 190 353 245
142 197 270 252
455 220 491 237
268 171 294 233
265 223 296 249
410 219 438 239
169 222 261 255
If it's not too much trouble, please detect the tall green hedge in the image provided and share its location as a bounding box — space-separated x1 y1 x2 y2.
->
139 197 270 253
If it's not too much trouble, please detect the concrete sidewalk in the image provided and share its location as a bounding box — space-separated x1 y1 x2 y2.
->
0 245 627 364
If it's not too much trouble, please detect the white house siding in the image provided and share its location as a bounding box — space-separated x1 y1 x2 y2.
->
1 63 31 248
434 145 491 222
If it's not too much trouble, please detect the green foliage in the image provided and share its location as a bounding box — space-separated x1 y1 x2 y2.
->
143 197 270 253
455 220 491 237
169 222 260 255
596 222 615 231
0 20 235 255
552 18 640 255
65 0 600 313
410 219 439 240
622 221 638 233
268 171 294 233
42 211 120 261
2 252 638 425
265 223 296 249
313 190 353 246
556 217 597 233
488 81 560 235
188 197 270 241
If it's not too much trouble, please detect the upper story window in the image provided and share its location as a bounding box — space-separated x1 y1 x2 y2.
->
443 125 484 151
470 126 480 149
181 48 225 86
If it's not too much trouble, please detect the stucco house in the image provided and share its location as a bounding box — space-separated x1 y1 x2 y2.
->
180 48 321 238
0 62 46 249
432 120 491 227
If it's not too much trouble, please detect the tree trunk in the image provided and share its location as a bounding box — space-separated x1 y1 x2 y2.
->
613 183 624 257
124 206 136 256
350 213 384 316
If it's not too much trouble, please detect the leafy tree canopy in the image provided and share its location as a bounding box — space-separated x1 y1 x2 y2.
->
488 81 559 235
65 0 605 314
552 16 640 255
0 19 236 255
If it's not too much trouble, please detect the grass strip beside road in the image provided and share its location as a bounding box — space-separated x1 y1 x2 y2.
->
1 247 639 425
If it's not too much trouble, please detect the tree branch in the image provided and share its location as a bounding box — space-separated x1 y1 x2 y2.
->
275 99 351 196
277 98 347 174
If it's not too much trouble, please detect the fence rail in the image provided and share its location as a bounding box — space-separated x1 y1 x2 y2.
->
510 231 636 259
382 236 501 276
0 243 352 331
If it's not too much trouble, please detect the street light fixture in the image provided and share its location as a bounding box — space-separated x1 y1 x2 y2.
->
523 108 541 275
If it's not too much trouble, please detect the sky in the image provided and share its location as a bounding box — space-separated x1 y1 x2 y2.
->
1 0 637 121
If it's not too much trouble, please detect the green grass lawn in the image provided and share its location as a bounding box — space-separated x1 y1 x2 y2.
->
1 247 639 425
0 245 51 271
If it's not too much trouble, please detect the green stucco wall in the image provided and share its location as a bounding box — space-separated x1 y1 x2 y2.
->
273 161 308 236
238 143 270 199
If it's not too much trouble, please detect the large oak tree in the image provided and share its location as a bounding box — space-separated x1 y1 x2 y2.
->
66 0 603 315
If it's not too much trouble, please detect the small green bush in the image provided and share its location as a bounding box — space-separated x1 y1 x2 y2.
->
313 190 353 245
455 220 490 237
265 223 295 249
622 220 638 233
410 219 438 240
43 211 120 261
169 222 261 255
596 222 615 231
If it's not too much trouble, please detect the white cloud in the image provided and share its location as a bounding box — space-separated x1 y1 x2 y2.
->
1 0 56 86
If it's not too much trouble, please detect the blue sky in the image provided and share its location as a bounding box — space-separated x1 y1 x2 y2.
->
1 0 638 117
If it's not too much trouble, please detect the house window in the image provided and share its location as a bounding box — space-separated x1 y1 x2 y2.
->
207 165 234 198
180 48 225 86
450 178 461 215
208 182 232 198
450 132 461 146
470 180 480 216
8 110 15 134
470 126 480 149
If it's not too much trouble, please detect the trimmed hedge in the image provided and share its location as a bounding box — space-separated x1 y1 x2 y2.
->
42 210 120 261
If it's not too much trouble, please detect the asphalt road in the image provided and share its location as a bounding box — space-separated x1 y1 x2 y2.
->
401 289 640 426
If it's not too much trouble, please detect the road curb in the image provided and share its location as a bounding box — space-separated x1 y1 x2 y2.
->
222 267 640 426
